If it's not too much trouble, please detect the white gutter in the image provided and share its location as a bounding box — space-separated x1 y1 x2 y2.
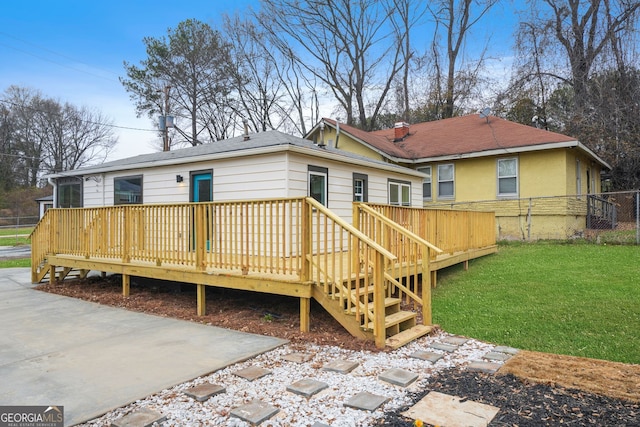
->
47 177 57 208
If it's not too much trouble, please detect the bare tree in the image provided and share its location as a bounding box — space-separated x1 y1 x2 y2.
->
517 0 640 121
427 0 497 119
258 0 409 130
1 86 117 188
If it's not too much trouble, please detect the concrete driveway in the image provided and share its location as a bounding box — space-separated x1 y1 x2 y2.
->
0 268 287 426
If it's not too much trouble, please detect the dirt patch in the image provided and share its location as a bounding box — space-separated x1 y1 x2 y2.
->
36 274 640 408
500 350 640 403
35 274 382 352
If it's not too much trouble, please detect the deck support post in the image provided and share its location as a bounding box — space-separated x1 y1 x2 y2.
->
300 297 310 332
197 284 206 316
49 265 56 286
464 260 469 271
122 274 130 297
431 270 437 288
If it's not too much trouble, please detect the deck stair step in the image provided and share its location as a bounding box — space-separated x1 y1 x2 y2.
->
385 324 432 349
347 297 401 315
365 310 416 331
328 284 375 300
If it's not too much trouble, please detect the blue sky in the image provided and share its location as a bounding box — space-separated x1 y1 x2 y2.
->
0 0 520 161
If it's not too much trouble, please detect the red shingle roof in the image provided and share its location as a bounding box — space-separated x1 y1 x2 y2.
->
323 115 578 160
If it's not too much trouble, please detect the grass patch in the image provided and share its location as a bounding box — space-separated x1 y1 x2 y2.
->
0 227 33 237
0 258 30 268
0 236 30 246
432 243 640 364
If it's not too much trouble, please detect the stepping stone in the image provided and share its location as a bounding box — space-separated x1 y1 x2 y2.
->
230 399 279 425
286 378 329 397
428 342 458 352
441 336 469 346
467 361 502 374
344 391 389 411
483 351 512 362
322 359 359 374
402 391 499 427
312 423 330 427
409 350 444 363
379 368 419 387
183 383 226 401
494 345 519 355
233 366 272 381
282 352 315 363
110 408 166 427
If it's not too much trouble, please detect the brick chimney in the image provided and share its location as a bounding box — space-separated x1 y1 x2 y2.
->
394 122 410 141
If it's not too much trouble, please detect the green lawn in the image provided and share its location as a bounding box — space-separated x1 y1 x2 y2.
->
432 242 640 364
0 226 33 237
0 258 30 268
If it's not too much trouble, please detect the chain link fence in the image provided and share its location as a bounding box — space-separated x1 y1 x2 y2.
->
428 190 639 245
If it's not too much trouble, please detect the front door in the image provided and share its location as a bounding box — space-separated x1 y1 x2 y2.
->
191 171 213 250
192 172 212 202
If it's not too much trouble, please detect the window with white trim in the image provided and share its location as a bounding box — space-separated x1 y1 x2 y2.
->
497 158 518 197
353 173 368 202
416 166 432 200
576 159 582 198
388 180 411 206
437 164 454 199
308 165 328 206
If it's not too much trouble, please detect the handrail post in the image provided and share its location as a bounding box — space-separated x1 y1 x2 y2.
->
421 244 432 325
300 199 310 282
122 207 130 263
351 203 361 273
196 204 206 271
373 250 386 348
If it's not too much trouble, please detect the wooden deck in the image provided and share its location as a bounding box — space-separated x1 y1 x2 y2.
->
31 198 496 348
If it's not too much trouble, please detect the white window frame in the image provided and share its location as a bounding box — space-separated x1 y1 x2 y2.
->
576 159 582 199
437 163 455 199
388 180 411 206
308 166 328 206
353 173 368 202
497 158 518 198
417 166 432 201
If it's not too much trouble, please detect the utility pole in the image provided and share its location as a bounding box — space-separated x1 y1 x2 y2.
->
162 85 171 152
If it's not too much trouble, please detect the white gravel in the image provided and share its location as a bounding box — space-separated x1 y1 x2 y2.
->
78 331 500 426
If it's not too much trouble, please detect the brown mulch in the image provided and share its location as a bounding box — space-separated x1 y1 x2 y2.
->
36 275 640 425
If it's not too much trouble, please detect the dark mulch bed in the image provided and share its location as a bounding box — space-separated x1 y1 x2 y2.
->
377 368 640 426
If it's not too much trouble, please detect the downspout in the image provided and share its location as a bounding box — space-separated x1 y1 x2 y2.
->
335 121 340 148
48 177 57 208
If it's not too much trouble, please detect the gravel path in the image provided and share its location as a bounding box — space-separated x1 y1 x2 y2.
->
77 331 497 426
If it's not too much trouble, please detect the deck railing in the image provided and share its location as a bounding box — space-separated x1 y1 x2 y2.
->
31 198 398 347
362 204 496 257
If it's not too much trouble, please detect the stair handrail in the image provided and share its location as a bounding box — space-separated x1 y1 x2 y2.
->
357 203 443 254
355 203 443 326
305 198 396 260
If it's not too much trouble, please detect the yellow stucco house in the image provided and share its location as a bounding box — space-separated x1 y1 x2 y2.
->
307 115 612 240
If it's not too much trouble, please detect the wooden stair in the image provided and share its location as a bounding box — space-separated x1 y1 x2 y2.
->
314 275 431 349
35 262 87 283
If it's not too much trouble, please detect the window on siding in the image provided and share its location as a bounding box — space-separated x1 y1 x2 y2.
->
437 164 454 199
353 173 368 202
308 166 328 206
416 166 432 200
114 175 143 205
576 159 582 198
58 178 82 208
389 180 411 206
497 158 518 197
